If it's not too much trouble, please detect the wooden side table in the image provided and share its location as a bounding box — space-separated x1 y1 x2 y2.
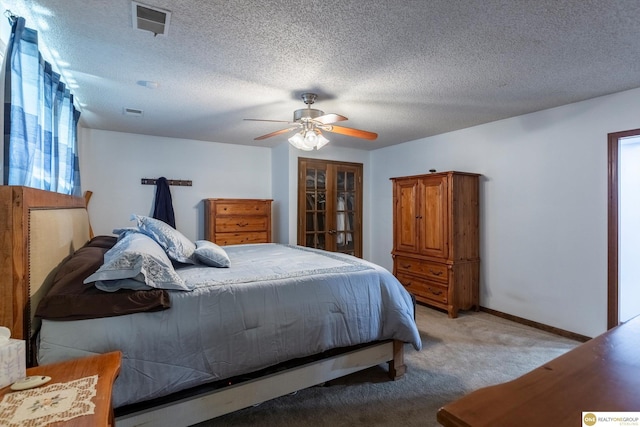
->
437 316 640 427
0 351 121 427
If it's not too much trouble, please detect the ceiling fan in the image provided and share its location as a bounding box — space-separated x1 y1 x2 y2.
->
244 93 378 150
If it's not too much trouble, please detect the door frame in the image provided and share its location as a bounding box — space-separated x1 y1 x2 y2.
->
607 128 640 329
297 157 363 257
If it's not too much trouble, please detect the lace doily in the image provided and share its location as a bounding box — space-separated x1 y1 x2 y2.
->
0 374 97 426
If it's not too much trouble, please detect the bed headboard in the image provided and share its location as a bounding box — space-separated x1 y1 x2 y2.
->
0 186 90 364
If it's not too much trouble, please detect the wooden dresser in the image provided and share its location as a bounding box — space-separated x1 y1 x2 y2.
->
391 171 480 318
204 198 272 245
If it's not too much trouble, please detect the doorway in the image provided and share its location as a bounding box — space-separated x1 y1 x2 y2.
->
297 158 363 257
607 129 640 328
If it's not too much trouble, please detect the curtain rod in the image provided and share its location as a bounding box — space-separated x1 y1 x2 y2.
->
141 178 192 187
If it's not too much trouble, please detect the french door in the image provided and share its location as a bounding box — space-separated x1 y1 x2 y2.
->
297 158 363 257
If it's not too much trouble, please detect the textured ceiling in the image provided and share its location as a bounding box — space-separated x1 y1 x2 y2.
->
3 0 640 150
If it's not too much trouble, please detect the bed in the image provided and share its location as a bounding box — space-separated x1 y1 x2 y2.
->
0 186 421 427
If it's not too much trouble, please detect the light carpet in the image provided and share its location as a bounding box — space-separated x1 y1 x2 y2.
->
196 304 579 426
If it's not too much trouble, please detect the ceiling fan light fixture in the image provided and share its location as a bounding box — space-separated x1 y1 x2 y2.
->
303 130 318 147
288 129 329 150
315 132 329 149
248 92 375 147
288 132 312 151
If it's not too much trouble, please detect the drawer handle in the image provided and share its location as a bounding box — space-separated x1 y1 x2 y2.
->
236 222 249 227
431 289 443 295
401 263 411 269
429 269 443 276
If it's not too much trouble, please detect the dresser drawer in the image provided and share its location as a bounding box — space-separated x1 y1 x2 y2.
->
215 216 268 232
396 272 448 304
215 202 270 216
395 256 449 284
215 232 269 245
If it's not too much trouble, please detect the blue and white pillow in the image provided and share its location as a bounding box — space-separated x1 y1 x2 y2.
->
131 214 196 264
194 240 231 267
84 232 193 291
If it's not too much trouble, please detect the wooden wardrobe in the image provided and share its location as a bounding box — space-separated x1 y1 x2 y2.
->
391 171 480 318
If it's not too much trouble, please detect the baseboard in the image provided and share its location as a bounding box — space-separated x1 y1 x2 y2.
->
479 306 591 342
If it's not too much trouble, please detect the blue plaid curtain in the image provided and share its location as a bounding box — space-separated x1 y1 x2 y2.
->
3 16 81 195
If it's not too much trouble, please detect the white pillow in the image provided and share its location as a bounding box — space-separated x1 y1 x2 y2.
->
131 214 196 264
194 240 231 267
84 232 193 291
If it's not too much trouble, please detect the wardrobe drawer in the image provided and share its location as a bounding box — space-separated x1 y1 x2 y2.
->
214 232 268 246
215 202 270 216
395 256 449 284
396 272 448 304
215 216 269 232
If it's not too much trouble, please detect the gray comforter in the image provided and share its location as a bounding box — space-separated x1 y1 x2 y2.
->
38 244 422 408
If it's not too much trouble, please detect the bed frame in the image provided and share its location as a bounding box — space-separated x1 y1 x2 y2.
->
0 186 407 426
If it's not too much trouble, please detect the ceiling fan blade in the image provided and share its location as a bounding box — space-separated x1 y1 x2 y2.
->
314 113 348 125
244 118 292 123
254 126 300 140
325 125 378 140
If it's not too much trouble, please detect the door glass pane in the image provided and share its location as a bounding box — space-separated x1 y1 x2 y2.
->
316 191 325 209
346 171 354 191
317 211 325 231
306 169 317 189
336 190 353 248
316 170 326 189
304 166 327 250
305 192 314 210
306 213 314 232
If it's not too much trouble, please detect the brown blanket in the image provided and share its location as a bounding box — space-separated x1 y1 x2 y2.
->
35 235 171 320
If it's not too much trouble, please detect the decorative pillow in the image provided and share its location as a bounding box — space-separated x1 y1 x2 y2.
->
131 214 196 264
94 277 154 293
194 240 231 267
84 232 193 291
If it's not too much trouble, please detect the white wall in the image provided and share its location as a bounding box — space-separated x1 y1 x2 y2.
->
79 128 272 241
370 87 640 338
271 141 290 244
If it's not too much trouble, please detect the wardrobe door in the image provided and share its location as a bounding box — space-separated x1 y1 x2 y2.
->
418 174 449 259
393 178 420 253
298 158 362 257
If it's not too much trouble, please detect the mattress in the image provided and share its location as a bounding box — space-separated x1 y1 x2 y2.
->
38 243 421 408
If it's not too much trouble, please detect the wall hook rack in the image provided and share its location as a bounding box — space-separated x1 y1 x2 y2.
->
141 178 192 186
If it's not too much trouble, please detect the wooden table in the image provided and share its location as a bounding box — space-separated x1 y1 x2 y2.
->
0 351 121 427
437 316 640 427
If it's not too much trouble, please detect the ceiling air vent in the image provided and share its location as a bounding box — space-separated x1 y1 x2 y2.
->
132 2 171 36
123 107 144 117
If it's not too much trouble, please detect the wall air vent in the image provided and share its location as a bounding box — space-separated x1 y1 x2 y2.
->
123 107 144 117
131 2 171 36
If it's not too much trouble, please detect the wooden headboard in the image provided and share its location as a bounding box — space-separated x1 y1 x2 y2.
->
0 186 90 364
